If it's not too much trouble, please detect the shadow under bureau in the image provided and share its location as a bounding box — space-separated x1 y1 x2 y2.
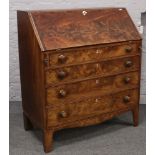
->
17 8 142 153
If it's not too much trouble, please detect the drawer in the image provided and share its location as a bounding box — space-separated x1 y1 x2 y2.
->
46 71 139 105
47 89 139 127
46 56 140 85
44 42 140 68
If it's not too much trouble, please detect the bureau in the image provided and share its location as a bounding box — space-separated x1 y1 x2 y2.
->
17 8 142 153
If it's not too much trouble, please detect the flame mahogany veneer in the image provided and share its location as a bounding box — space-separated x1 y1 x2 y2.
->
17 8 142 153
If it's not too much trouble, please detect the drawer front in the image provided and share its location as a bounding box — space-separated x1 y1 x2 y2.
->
46 71 139 105
46 56 140 85
47 89 139 127
45 42 140 68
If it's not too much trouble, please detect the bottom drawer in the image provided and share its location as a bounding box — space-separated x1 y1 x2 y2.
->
47 89 139 127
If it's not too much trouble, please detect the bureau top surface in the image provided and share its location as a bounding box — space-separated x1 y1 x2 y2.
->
25 8 141 51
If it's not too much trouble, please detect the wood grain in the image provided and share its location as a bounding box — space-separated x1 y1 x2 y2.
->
30 8 141 51
45 42 141 68
17 8 142 153
50 108 134 131
46 71 139 105
46 55 140 85
17 11 46 129
47 89 139 127
43 129 53 153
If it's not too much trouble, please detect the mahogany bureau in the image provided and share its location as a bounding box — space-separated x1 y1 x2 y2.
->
17 8 142 153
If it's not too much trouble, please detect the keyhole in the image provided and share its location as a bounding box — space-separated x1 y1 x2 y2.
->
95 98 99 103
96 49 102 54
96 79 100 84
96 63 99 68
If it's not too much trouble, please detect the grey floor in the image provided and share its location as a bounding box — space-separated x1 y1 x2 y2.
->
10 102 145 155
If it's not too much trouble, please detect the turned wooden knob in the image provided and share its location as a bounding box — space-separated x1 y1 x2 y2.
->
57 70 67 79
58 54 67 63
58 89 67 97
43 58 49 66
125 46 133 53
125 60 133 67
124 77 131 83
59 111 67 118
123 96 130 103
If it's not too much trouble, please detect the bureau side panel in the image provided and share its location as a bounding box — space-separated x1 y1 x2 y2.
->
17 11 45 129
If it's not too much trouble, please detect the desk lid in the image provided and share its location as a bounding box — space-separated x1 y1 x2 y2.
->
28 8 141 51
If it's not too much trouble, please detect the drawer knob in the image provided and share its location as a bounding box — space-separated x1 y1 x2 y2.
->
125 60 133 67
124 77 131 83
123 96 130 103
43 58 48 66
58 54 67 63
57 70 67 79
58 89 67 97
125 46 133 53
59 111 67 118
